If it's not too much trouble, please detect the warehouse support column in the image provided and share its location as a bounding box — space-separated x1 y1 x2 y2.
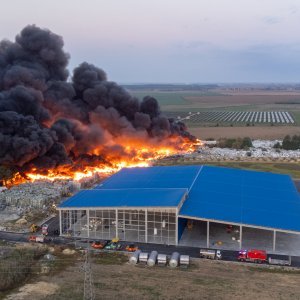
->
273 230 276 252
59 210 62 236
69 210 72 229
239 226 243 249
86 209 90 238
115 209 118 239
175 209 178 246
207 221 210 248
145 209 148 243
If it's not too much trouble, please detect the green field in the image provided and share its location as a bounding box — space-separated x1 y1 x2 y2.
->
130 91 223 106
129 88 300 137
131 91 187 105
292 111 300 124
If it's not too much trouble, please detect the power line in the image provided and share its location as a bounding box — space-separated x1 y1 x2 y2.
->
83 248 95 300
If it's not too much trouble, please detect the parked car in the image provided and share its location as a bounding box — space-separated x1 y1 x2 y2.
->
126 244 138 252
92 240 108 249
104 242 122 250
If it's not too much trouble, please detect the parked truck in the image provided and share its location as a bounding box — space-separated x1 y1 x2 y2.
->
28 235 45 243
238 249 267 263
42 224 49 236
200 249 222 260
268 256 291 266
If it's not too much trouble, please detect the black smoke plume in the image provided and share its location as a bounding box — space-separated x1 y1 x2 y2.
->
0 25 195 173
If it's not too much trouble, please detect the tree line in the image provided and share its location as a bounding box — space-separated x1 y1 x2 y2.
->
274 135 300 150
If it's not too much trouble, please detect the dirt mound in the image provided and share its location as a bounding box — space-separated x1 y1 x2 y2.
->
5 281 58 300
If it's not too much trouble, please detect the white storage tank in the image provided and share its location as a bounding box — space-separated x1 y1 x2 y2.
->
139 252 149 263
129 250 141 265
157 254 167 266
147 251 158 267
169 252 180 268
180 255 190 266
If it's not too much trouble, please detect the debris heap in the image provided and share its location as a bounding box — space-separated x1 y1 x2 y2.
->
0 181 78 208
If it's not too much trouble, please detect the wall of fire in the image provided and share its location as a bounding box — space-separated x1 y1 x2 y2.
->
60 208 177 245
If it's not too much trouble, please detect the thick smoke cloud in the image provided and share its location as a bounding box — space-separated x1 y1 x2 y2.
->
0 25 195 172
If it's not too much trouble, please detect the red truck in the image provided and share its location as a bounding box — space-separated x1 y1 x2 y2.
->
238 249 267 263
28 235 45 243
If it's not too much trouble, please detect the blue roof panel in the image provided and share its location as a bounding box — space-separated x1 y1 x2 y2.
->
179 165 300 232
60 164 300 233
95 165 202 190
60 188 187 208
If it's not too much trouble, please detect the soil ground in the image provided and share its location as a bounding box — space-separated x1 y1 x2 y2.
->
189 126 300 140
12 254 300 300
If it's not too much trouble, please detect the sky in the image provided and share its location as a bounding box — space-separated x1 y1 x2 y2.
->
1 0 300 83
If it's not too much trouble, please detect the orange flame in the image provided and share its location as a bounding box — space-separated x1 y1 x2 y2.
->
3 138 202 187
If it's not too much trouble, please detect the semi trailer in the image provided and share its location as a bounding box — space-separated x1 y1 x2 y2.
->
200 249 222 260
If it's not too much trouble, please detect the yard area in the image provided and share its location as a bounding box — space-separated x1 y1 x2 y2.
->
12 253 300 300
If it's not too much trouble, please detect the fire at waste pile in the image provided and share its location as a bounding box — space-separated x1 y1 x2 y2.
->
0 25 200 185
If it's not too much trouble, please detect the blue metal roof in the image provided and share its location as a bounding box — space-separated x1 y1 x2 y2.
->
94 165 201 190
59 164 300 233
179 165 300 232
60 188 187 208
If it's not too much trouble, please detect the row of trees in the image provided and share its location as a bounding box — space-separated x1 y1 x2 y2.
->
217 137 253 149
274 135 300 150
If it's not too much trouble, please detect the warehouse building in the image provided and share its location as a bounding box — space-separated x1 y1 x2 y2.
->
58 165 300 252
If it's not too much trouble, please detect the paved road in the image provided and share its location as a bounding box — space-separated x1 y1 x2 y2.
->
1 230 300 268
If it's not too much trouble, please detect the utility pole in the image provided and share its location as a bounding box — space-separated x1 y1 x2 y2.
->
83 248 95 300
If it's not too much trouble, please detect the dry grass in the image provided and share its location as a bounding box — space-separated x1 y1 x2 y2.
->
3 251 300 300
38 256 300 300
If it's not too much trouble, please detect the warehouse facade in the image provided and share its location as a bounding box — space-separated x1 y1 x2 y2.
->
58 165 300 250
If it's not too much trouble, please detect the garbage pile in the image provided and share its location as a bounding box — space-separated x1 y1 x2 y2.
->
196 140 300 160
0 180 79 209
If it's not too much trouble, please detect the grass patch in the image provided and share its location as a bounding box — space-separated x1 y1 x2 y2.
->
45 252 80 276
248 266 300 275
0 247 47 294
132 284 161 298
131 91 187 106
193 277 232 288
94 282 108 290
292 111 300 125
93 252 128 265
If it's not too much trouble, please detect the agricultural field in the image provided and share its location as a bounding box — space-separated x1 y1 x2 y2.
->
130 91 222 106
127 85 300 139
167 111 295 125
189 126 300 140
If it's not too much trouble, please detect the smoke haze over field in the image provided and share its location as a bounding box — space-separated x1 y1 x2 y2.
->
0 25 194 173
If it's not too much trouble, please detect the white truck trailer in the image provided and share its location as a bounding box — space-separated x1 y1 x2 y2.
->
268 256 291 266
200 249 222 260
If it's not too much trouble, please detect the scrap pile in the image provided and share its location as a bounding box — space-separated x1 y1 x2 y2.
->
0 181 79 208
